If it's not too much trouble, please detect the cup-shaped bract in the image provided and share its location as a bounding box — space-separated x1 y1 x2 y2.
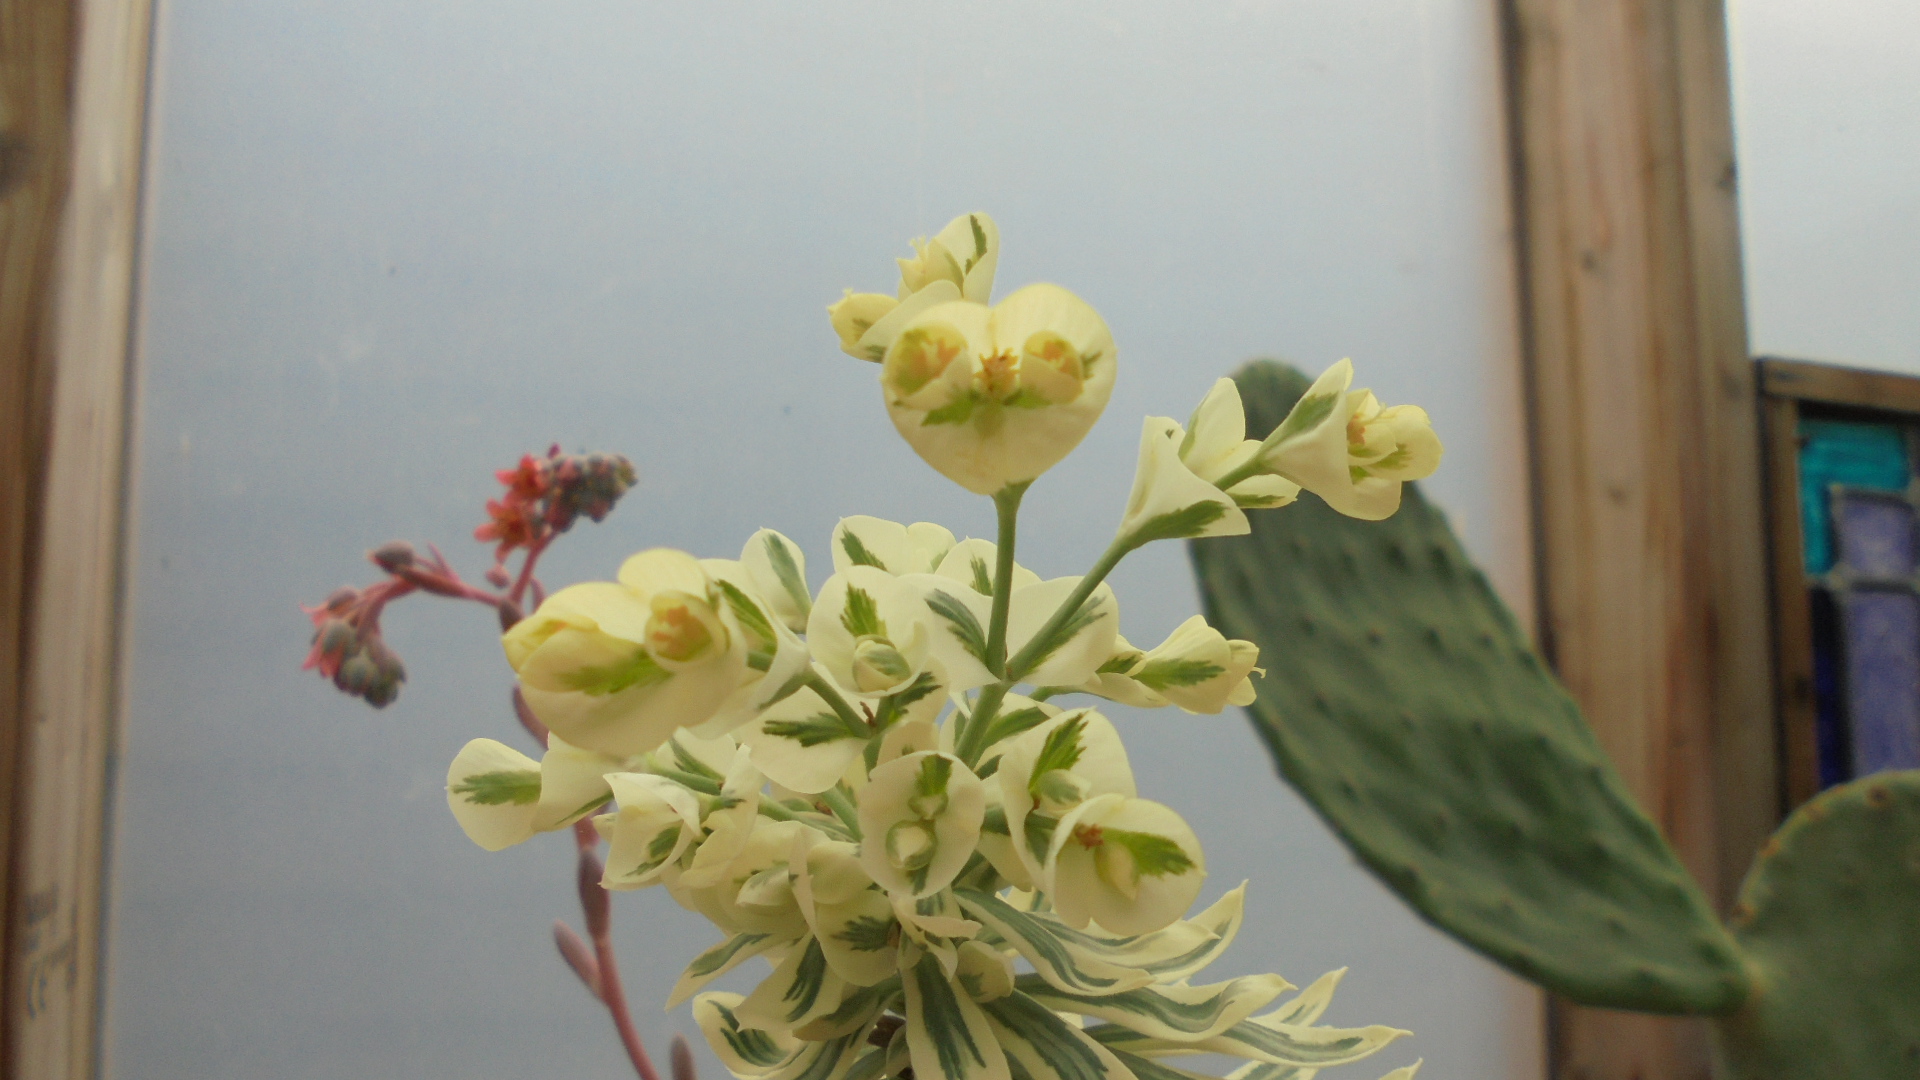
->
831 516 956 578
506 549 752 757
808 567 942 697
445 738 542 852
1182 378 1301 508
880 285 1115 495
1257 360 1442 521
1088 615 1261 714
1048 793 1206 935
996 710 1137 888
1119 416 1250 544
830 212 1000 362
858 750 985 898
596 772 703 890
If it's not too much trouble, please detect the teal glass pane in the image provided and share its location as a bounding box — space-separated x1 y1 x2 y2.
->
1799 418 1909 571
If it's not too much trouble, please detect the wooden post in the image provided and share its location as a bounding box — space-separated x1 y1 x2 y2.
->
0 0 152 1076
1501 0 1773 1076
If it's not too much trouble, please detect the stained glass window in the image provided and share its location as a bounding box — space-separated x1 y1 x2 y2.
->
1799 417 1920 787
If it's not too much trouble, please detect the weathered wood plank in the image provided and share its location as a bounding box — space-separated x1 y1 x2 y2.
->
2 0 153 1077
1502 0 1770 1074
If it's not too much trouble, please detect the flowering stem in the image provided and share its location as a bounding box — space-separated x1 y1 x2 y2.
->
574 820 663 1080
803 669 871 737
509 533 554 608
984 481 1030 676
1005 533 1136 684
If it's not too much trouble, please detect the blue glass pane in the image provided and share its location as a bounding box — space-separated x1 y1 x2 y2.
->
1810 588 1852 788
1799 419 1908 572
1841 590 1920 776
1834 493 1917 577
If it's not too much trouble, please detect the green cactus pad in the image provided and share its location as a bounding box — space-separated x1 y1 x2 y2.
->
1187 360 1748 1014
1715 770 1920 1078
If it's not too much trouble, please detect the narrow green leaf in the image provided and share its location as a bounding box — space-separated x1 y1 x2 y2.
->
555 647 672 696
450 770 540 806
779 938 833 1021
717 579 778 651
1129 503 1230 546
1132 658 1226 691
876 672 942 727
1272 391 1338 443
834 915 896 952
927 589 992 668
1019 597 1108 676
711 1000 791 1070
1029 716 1089 794
1100 829 1196 878
765 532 813 616
765 712 862 748
841 586 887 639
841 530 887 570
969 556 994 595
915 755 955 799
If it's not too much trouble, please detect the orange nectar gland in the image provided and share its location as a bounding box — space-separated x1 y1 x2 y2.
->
645 592 718 664
1018 331 1085 405
884 325 966 398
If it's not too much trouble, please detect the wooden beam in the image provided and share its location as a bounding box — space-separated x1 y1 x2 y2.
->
1760 356 1920 416
0 0 152 1076
1502 0 1772 1076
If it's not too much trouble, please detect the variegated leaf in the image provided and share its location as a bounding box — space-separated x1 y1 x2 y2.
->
1015 971 1290 1042
954 889 1153 997
1026 884 1243 981
901 943 1011 1080
669 932 783 1008
981 990 1140 1080
738 936 850 1030
1088 1016 1407 1068
694 992 803 1078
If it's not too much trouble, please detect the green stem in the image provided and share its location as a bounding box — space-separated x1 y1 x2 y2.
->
957 682 1010 766
651 767 721 795
820 786 862 839
984 482 1030 676
757 799 798 823
1004 534 1136 683
804 669 871 737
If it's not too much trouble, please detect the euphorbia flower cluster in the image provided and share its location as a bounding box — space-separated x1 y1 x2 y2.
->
448 215 1436 1080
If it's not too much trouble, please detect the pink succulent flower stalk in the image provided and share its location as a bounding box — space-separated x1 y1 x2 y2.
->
300 449 659 1078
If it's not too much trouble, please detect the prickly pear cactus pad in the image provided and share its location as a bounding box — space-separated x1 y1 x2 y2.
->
1187 360 1749 1014
1715 770 1920 1079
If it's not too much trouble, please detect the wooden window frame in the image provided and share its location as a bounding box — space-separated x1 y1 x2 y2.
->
2 2 1775 1078
1756 356 1920 811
